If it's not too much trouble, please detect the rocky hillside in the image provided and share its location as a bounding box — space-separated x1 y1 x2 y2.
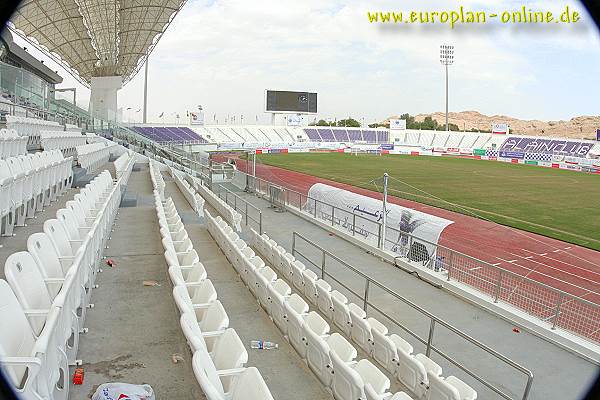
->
384 111 599 139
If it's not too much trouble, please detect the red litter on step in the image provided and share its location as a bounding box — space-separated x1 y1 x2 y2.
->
73 368 84 385
512 327 521 333
106 259 116 267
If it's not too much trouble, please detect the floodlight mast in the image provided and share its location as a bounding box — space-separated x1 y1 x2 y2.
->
440 45 454 131
381 172 389 250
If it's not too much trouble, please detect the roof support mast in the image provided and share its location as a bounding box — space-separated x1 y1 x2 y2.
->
143 58 148 124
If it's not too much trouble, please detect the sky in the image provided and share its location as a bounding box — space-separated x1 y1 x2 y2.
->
11 0 600 125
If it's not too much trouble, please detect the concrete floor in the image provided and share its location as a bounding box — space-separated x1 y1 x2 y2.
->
218 182 600 400
162 171 334 400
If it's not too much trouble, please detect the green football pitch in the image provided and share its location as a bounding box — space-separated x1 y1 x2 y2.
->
255 153 600 251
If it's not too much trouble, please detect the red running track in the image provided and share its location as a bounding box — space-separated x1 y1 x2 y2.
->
226 156 600 341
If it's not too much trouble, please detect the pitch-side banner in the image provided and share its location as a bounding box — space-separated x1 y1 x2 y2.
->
305 183 453 261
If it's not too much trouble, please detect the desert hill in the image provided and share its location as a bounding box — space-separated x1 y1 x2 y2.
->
383 111 599 139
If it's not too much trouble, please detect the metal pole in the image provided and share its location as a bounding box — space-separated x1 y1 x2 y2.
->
426 319 436 357
253 151 256 179
445 63 449 131
143 59 149 124
363 279 370 311
381 173 388 250
551 292 565 329
245 152 249 191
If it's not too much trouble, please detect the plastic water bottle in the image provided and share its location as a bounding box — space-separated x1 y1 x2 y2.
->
251 339 278 350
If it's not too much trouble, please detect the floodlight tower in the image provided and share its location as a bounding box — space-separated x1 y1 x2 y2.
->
440 44 454 131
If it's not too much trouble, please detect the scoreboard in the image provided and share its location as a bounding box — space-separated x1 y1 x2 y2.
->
265 90 317 113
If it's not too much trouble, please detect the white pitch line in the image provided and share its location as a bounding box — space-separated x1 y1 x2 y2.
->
521 248 600 270
491 262 501 266
507 259 518 263
553 250 560 253
497 257 600 294
524 256 533 259
539 253 547 256
507 252 600 284
564 246 572 250
470 266 483 271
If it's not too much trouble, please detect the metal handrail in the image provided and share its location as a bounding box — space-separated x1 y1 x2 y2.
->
0 98 84 127
236 168 600 343
291 231 534 400
215 183 262 234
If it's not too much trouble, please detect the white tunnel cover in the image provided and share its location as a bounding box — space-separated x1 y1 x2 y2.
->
305 183 453 262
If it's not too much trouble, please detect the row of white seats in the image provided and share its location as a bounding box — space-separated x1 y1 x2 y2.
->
0 128 28 158
189 174 241 231
153 190 275 400
114 150 135 186
40 131 88 156
251 231 477 400
76 142 115 173
0 170 122 400
205 211 409 400
149 160 165 201
169 167 205 216
6 115 62 146
0 151 73 236
65 123 82 133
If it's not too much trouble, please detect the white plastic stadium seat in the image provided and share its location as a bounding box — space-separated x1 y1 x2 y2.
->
330 351 390 400
0 280 69 400
291 260 306 291
316 279 333 319
305 329 357 387
284 294 311 356
254 266 277 307
396 351 442 398
266 279 291 320
192 352 274 400
302 268 319 303
426 371 477 400
173 286 230 333
372 329 414 374
365 384 415 400
296 311 329 359
168 263 207 287
331 291 351 335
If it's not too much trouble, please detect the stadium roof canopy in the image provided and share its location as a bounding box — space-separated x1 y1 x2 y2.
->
8 0 187 87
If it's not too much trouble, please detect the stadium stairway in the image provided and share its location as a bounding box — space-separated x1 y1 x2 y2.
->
160 171 332 400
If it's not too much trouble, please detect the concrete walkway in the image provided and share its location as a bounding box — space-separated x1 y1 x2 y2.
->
221 182 599 400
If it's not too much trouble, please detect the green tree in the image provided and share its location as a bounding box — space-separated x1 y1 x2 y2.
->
421 116 438 130
337 118 361 128
314 119 333 126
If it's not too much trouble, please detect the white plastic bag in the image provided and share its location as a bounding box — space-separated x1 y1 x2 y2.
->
91 383 155 400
